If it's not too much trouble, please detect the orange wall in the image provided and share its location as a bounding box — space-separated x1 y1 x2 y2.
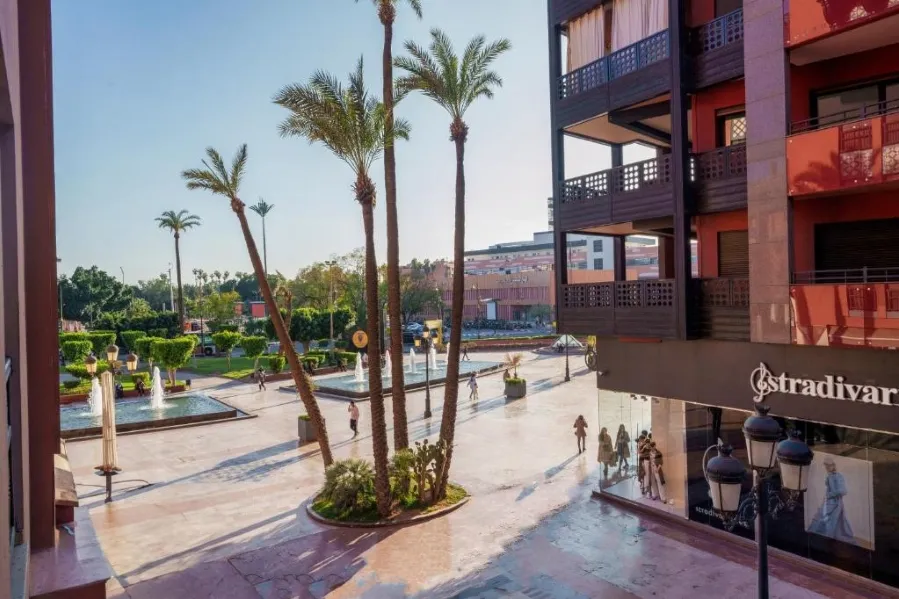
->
790 43 899 124
687 0 716 26
691 80 746 152
792 192 899 272
694 210 748 277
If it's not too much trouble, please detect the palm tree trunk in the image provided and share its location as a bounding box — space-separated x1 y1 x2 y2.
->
436 132 467 499
361 199 391 517
232 199 334 468
262 216 268 276
382 18 409 450
174 233 185 333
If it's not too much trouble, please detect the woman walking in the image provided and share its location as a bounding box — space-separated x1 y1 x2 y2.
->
574 415 588 454
348 401 360 437
615 424 631 471
598 427 615 477
256 367 267 391
467 373 479 401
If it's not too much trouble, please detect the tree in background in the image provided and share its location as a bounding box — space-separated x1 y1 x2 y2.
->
399 273 442 324
396 29 511 498
240 336 268 371
124 298 155 320
134 336 163 374
58 266 132 324
182 144 334 468
249 199 275 277
61 340 92 364
357 0 423 451
274 58 410 517
155 209 202 333
211 331 242 370
120 330 147 352
275 283 295 353
132 273 175 311
86 331 116 356
153 337 196 385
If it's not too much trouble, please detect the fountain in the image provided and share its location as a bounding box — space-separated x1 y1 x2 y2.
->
87 377 103 417
384 350 392 379
150 366 167 410
354 353 365 383
409 348 417 374
429 346 438 370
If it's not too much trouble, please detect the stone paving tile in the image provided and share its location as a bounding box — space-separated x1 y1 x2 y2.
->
124 561 259 599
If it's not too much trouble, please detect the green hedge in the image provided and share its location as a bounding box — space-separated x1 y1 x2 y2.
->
62 379 83 390
121 330 147 351
59 332 90 345
268 354 286 374
131 372 150 385
65 360 110 380
61 340 92 363
87 331 117 356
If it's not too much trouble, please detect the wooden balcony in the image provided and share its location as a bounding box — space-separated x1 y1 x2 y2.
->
786 0 899 50
559 155 674 231
559 279 677 337
551 0 605 25
693 144 747 213
696 278 749 341
787 101 899 196
690 9 745 90
556 31 671 128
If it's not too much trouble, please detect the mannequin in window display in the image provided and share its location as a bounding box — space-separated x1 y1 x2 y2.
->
597 427 616 477
637 431 652 494
649 441 667 503
807 457 855 544
615 424 631 471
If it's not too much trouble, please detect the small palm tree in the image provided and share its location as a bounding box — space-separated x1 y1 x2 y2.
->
395 29 511 499
274 58 410 518
181 145 334 469
155 210 201 332
356 0 423 453
249 199 275 276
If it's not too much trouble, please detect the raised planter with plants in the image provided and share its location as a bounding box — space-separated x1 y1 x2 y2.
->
503 352 526 399
297 414 318 443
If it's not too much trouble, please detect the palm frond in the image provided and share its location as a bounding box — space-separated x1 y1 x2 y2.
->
249 198 275 217
182 145 247 200
406 0 423 18
229 143 248 194
155 209 201 232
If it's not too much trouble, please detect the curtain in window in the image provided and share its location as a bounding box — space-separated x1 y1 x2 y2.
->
612 0 647 50
567 7 606 71
646 0 669 35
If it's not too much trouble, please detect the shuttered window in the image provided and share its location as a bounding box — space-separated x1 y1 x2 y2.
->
718 230 749 277
815 219 899 276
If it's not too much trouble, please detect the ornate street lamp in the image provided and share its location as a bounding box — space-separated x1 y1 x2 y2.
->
125 352 139 374
421 330 433 419
564 335 570 382
84 353 98 377
703 404 814 599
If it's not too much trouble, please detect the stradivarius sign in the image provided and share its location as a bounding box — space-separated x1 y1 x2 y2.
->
750 363 899 406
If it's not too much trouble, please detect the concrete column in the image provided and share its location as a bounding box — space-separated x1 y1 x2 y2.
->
613 236 626 281
744 0 792 343
658 236 676 279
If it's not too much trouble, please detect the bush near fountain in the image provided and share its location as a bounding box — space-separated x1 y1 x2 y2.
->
308 441 469 526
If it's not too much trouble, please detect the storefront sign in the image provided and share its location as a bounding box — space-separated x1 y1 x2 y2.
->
750 362 899 406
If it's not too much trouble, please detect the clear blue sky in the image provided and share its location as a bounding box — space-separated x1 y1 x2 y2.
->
52 0 614 283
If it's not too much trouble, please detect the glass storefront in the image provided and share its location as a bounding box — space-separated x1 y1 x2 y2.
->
596 389 899 588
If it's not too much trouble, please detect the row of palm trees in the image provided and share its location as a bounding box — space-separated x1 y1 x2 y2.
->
154 200 275 332
181 1 510 518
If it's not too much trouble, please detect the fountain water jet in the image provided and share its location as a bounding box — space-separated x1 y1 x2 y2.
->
87 377 103 417
409 348 417 374
150 366 167 409
384 350 392 379
429 346 438 370
354 353 365 383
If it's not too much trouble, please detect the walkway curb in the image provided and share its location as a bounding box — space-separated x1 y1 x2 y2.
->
306 495 470 529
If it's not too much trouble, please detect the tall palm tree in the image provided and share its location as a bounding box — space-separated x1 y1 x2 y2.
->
357 0 422 452
274 58 410 518
249 198 275 276
155 209 202 332
395 30 511 498
181 145 334 468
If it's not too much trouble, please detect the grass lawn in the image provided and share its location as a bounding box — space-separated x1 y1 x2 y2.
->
311 483 468 523
183 356 262 376
60 379 186 396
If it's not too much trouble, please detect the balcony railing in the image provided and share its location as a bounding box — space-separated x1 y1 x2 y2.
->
697 278 750 307
691 9 744 53
559 279 677 337
788 101 899 196
692 144 747 181
559 30 669 100
562 155 672 202
695 278 750 341
793 267 899 284
791 282 899 348
786 0 899 47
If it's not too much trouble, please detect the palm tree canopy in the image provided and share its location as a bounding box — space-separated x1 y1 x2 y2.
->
394 29 511 122
181 144 248 202
273 57 411 189
249 198 275 217
356 0 423 21
155 209 201 234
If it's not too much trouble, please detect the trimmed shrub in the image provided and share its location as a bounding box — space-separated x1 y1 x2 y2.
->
320 459 376 513
211 331 242 369
61 340 92 363
87 331 116 356
65 360 110 380
148 328 168 339
134 336 163 365
59 332 90 345
240 336 268 369
214 324 239 333
337 351 358 366
62 380 83 390
155 337 196 383
131 372 150 386
121 330 147 351
268 354 286 374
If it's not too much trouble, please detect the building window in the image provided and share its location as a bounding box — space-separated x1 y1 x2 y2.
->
593 258 604 270
715 0 742 15
717 109 746 146
813 80 899 129
593 239 604 252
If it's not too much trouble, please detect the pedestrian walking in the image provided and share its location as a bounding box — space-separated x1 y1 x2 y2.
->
461 345 470 361
467 373 479 401
256 367 266 391
598 427 615 477
574 415 588 454
348 401 360 436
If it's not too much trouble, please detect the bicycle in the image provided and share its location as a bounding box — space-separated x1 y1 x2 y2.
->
584 335 598 371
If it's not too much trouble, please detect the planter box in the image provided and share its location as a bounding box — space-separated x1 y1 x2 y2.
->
60 384 187 404
504 380 527 399
298 417 320 444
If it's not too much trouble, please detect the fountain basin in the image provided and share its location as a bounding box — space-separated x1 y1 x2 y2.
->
61 394 243 440
314 359 503 400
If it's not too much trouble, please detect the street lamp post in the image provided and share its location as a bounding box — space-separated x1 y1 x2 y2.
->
472 283 481 340
168 263 175 313
420 331 432 418
106 344 120 386
85 353 98 378
324 260 336 356
564 336 570 382
703 405 814 599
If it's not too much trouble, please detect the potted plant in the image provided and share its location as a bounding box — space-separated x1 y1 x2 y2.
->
504 353 527 399
297 413 319 443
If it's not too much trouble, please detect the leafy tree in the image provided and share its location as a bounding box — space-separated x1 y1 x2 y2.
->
400 273 441 324
155 209 202 333
357 0 423 453
61 340 92 363
240 335 268 370
124 298 155 320
396 29 511 498
182 144 334 468
275 57 411 518
211 331 242 370
199 290 241 331
135 336 164 373
132 273 175 311
120 330 147 352
244 318 267 337
154 337 196 385
58 266 132 323
249 199 275 276
87 331 117 356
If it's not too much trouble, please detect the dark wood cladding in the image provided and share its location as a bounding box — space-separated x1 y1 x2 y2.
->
689 9 744 90
551 0 605 25
559 280 678 338
608 60 672 112
559 155 674 230
695 278 750 341
693 145 747 213
557 84 611 130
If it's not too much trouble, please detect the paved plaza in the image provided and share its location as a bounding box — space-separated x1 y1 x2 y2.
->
65 353 887 598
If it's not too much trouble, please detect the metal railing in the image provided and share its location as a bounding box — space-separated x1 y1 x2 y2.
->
691 9 744 54
561 155 672 203
559 30 670 100
793 267 899 284
561 279 675 309
791 98 899 134
696 278 750 307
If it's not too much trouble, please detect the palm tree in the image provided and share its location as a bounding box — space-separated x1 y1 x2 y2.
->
155 209 202 332
357 0 422 453
395 30 511 498
249 199 275 276
274 58 410 517
181 145 334 468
